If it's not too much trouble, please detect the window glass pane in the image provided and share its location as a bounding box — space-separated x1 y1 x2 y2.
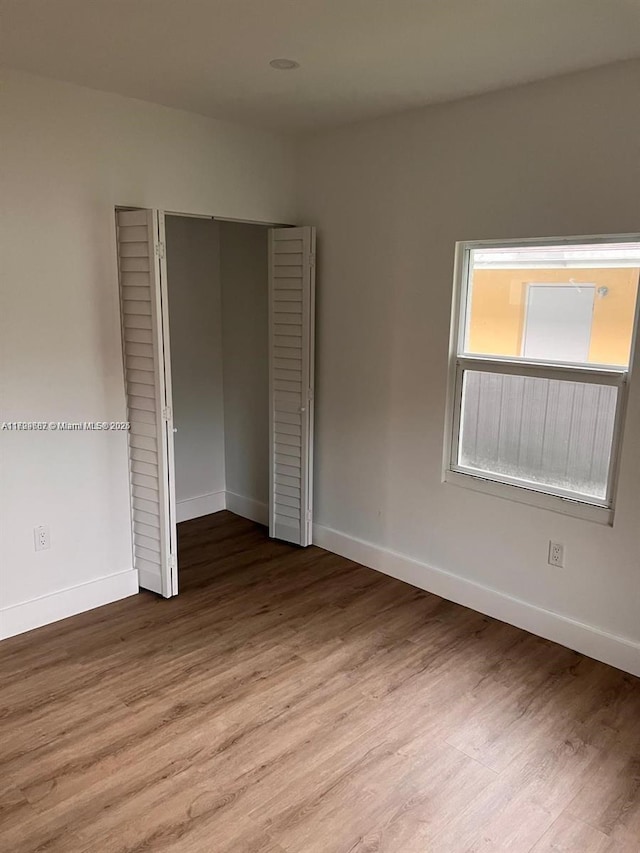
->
463 242 640 368
458 370 617 501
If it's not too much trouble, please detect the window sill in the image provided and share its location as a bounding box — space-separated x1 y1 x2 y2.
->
443 468 614 525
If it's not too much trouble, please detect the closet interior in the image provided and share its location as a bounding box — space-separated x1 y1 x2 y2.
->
165 215 270 530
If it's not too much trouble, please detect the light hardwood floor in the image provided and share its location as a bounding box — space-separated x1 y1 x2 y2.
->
1 511 639 852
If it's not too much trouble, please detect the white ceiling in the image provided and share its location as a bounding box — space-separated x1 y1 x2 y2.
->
1 0 639 132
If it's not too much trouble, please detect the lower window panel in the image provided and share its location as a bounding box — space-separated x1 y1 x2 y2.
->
458 370 618 501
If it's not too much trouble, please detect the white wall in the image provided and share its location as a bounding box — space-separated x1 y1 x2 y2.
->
0 70 295 637
165 216 226 521
297 60 640 673
220 222 270 518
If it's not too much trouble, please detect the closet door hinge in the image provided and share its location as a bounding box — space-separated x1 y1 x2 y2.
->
168 554 176 569
155 242 166 259
308 252 315 268
162 406 172 421
305 510 312 522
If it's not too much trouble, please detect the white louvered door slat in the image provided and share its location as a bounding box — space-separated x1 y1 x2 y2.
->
116 208 178 597
268 226 316 546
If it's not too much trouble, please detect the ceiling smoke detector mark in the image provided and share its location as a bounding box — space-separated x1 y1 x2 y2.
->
269 58 300 70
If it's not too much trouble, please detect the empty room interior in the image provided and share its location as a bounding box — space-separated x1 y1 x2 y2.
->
2 2 640 851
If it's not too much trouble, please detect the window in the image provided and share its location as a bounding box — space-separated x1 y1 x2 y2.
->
444 236 640 523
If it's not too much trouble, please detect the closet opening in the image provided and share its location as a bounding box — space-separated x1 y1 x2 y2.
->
166 214 271 574
115 207 316 598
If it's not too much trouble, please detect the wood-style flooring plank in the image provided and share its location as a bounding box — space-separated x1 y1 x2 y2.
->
1 510 639 853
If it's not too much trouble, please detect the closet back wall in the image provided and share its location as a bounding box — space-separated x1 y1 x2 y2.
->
166 216 226 522
220 223 269 521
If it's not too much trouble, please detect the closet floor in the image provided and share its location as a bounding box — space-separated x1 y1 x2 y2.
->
1 510 639 852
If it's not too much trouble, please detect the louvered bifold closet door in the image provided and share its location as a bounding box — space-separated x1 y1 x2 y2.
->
116 209 177 597
268 226 316 546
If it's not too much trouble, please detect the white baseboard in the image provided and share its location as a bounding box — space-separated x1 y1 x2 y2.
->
312 523 640 678
176 490 267 526
176 491 226 522
0 569 139 641
225 491 268 526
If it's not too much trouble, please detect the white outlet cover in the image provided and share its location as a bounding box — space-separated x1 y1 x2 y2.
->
548 541 564 567
34 525 50 551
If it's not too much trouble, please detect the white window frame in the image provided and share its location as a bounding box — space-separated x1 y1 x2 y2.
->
443 233 640 525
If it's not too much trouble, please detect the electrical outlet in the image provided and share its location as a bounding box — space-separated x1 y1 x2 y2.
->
548 541 564 568
34 525 50 551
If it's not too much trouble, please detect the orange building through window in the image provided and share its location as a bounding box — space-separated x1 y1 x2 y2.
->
467 267 639 367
